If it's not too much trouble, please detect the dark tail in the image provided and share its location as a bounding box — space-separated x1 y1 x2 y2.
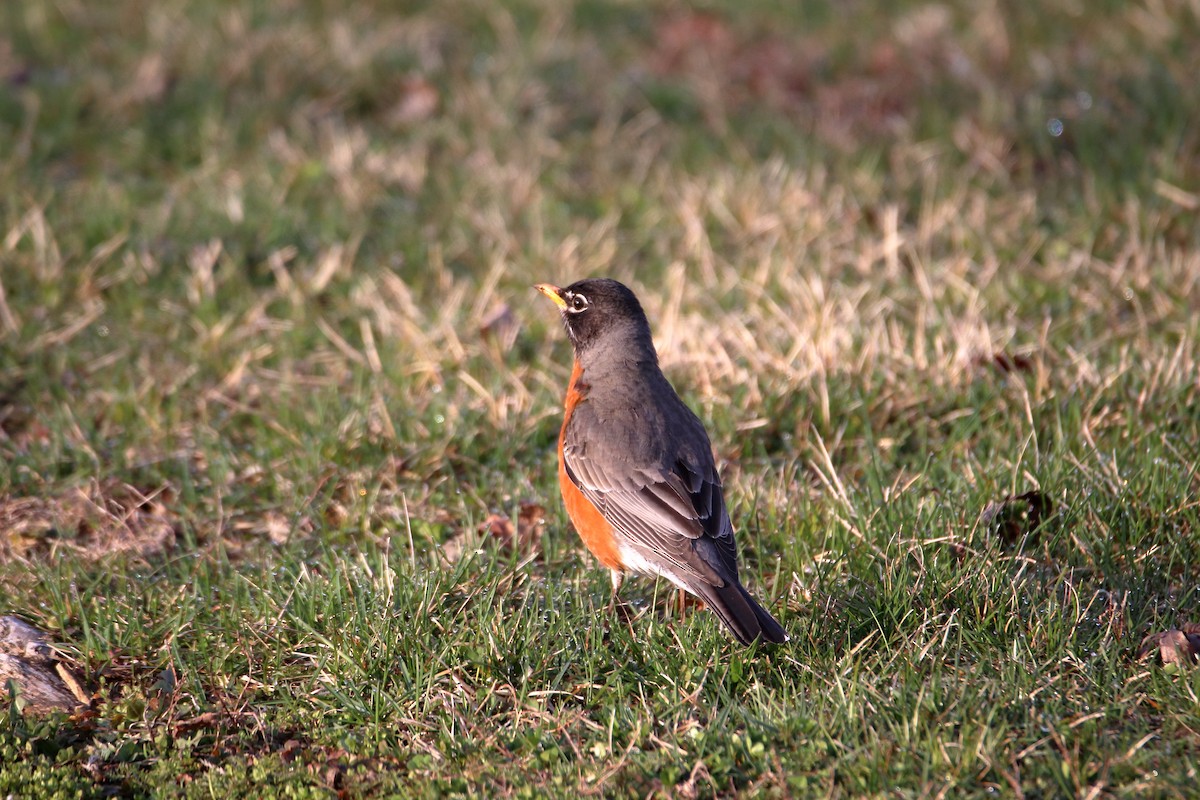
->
696 581 788 646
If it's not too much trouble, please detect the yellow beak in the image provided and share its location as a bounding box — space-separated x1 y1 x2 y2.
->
534 283 567 310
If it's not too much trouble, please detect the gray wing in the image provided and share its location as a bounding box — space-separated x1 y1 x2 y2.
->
562 412 741 588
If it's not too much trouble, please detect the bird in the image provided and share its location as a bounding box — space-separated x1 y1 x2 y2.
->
535 278 787 645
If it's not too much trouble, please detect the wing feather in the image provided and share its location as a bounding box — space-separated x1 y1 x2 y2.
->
562 436 740 586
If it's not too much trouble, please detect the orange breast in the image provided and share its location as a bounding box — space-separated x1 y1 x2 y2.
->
558 360 624 571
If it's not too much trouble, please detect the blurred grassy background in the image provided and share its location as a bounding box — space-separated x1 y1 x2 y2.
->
1 0 1199 797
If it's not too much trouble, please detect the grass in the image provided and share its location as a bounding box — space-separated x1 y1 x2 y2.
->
1 0 1199 796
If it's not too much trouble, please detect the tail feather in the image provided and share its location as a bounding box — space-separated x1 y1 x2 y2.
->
695 581 788 646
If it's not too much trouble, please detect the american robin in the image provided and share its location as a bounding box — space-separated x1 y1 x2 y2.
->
535 278 787 645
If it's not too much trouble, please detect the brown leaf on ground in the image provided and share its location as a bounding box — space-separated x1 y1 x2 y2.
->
1138 625 1200 666
0 616 90 714
231 508 313 546
516 502 547 551
0 480 177 560
440 501 546 565
973 350 1035 375
438 527 474 564
479 511 517 542
279 737 304 763
388 75 439 127
262 511 293 545
980 490 1052 546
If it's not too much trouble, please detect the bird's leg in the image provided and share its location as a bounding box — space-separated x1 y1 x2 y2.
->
607 568 625 610
607 569 638 636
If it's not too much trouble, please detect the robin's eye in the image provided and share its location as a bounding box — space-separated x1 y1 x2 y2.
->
567 293 589 314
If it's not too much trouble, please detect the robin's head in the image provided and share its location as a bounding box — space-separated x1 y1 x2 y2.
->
535 278 656 362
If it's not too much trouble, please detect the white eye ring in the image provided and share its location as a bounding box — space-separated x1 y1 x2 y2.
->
566 292 589 314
